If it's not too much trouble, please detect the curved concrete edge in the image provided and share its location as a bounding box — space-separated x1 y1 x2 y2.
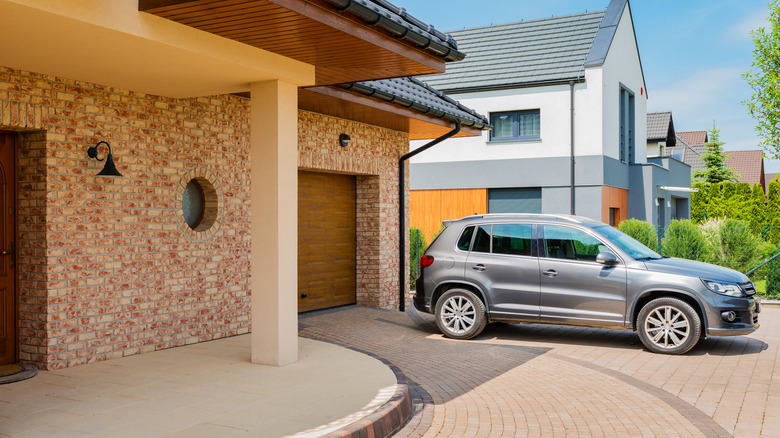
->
0 364 38 385
760 299 780 308
300 337 414 438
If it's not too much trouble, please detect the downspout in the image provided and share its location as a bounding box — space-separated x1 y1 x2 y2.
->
570 80 576 215
398 122 461 311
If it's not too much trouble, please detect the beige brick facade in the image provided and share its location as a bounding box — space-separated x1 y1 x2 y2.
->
1 66 410 369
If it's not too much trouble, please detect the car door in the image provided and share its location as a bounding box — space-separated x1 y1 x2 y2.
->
538 224 627 327
464 223 541 320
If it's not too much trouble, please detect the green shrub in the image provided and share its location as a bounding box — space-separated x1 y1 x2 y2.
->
409 227 427 289
708 218 763 273
660 219 709 261
617 218 658 252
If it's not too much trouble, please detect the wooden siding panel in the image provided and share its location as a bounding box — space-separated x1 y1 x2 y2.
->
411 189 487 242
601 186 628 226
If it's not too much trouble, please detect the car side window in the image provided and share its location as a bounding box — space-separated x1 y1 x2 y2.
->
472 225 492 253
543 225 605 262
492 224 532 256
457 226 475 251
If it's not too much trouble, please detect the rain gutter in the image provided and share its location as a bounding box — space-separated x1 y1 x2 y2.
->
322 0 465 62
339 79 489 130
398 121 461 311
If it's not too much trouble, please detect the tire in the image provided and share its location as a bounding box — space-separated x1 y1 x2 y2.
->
637 297 701 354
435 289 487 340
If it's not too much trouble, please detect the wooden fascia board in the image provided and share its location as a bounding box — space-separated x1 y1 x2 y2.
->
267 0 444 73
303 86 481 137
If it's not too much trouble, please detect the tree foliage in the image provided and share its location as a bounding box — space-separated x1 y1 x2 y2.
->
692 122 738 184
744 0 780 156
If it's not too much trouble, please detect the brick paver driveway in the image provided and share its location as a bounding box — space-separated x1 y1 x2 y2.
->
300 305 779 437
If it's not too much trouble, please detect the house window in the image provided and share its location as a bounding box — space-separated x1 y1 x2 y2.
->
489 110 540 141
619 87 635 163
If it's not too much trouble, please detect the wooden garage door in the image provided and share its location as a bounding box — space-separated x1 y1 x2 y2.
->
298 171 356 312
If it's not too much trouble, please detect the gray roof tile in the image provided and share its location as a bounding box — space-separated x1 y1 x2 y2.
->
647 111 673 141
418 11 606 92
337 77 490 129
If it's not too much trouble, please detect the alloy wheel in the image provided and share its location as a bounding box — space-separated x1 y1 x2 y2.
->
643 305 690 349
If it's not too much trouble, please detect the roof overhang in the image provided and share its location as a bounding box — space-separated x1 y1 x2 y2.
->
139 0 454 86
299 86 483 140
0 0 315 97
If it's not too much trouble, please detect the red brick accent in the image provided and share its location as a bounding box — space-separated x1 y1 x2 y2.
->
1 67 413 369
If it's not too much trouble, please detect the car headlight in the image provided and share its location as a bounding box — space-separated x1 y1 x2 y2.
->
702 280 745 297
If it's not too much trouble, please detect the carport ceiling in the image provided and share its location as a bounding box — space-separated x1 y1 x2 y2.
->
139 0 448 85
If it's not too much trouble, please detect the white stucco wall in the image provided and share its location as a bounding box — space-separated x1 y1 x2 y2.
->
410 76 610 164
411 3 647 185
599 3 648 164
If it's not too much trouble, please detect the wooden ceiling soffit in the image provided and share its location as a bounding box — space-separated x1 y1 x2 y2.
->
139 0 446 86
299 87 481 140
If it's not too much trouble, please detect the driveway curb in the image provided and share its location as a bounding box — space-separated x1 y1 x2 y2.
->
303 337 414 438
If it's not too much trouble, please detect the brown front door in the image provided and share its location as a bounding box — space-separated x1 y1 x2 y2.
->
0 133 15 365
298 171 356 313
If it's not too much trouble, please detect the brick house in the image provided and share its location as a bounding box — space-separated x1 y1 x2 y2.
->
0 0 488 369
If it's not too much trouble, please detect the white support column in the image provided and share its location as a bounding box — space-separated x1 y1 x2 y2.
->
250 80 298 366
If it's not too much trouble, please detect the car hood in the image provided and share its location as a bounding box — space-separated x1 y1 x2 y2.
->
642 257 749 283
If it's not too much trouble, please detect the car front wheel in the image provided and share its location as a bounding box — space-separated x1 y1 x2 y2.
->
435 289 487 340
637 297 701 354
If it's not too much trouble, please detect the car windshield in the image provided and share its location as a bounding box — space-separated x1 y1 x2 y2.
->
594 225 662 260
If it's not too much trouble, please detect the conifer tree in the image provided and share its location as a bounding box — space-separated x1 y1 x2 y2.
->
691 182 708 223
692 122 738 184
748 183 767 230
708 182 724 218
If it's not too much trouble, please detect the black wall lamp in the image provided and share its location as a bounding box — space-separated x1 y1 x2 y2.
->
339 133 351 148
87 141 122 176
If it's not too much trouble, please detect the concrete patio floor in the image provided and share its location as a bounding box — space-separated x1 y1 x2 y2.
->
0 336 398 437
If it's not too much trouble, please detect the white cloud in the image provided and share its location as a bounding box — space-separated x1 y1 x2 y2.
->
649 67 744 116
729 8 770 40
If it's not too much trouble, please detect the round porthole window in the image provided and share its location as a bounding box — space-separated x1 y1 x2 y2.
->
179 174 219 236
182 179 205 228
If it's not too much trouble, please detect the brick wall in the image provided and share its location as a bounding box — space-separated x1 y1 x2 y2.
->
1 67 413 369
298 111 409 310
2 66 253 369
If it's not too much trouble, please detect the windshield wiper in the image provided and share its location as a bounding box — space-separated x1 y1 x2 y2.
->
635 256 663 260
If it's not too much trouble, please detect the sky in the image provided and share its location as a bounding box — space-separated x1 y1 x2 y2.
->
408 0 776 171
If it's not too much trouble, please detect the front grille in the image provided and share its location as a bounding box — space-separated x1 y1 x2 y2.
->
741 282 757 296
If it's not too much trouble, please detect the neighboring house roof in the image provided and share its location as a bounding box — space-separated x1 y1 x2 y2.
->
336 77 491 129
666 135 706 172
416 0 641 94
418 11 606 92
666 139 766 187
725 150 765 187
677 131 708 146
647 111 676 145
767 173 777 183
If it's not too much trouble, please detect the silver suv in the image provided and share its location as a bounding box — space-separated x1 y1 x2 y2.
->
413 214 760 354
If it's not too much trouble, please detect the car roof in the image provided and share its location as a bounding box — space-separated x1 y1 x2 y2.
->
443 213 605 227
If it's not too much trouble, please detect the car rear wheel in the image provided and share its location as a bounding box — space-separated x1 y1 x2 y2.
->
435 289 487 340
637 297 701 354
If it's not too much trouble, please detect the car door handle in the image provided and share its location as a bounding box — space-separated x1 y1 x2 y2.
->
472 264 486 271
543 269 557 277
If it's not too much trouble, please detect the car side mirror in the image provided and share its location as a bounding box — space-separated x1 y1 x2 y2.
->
596 252 618 266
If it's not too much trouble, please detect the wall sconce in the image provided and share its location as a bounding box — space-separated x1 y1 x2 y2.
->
339 134 351 148
87 141 122 176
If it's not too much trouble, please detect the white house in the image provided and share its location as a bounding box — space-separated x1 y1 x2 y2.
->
409 0 690 239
